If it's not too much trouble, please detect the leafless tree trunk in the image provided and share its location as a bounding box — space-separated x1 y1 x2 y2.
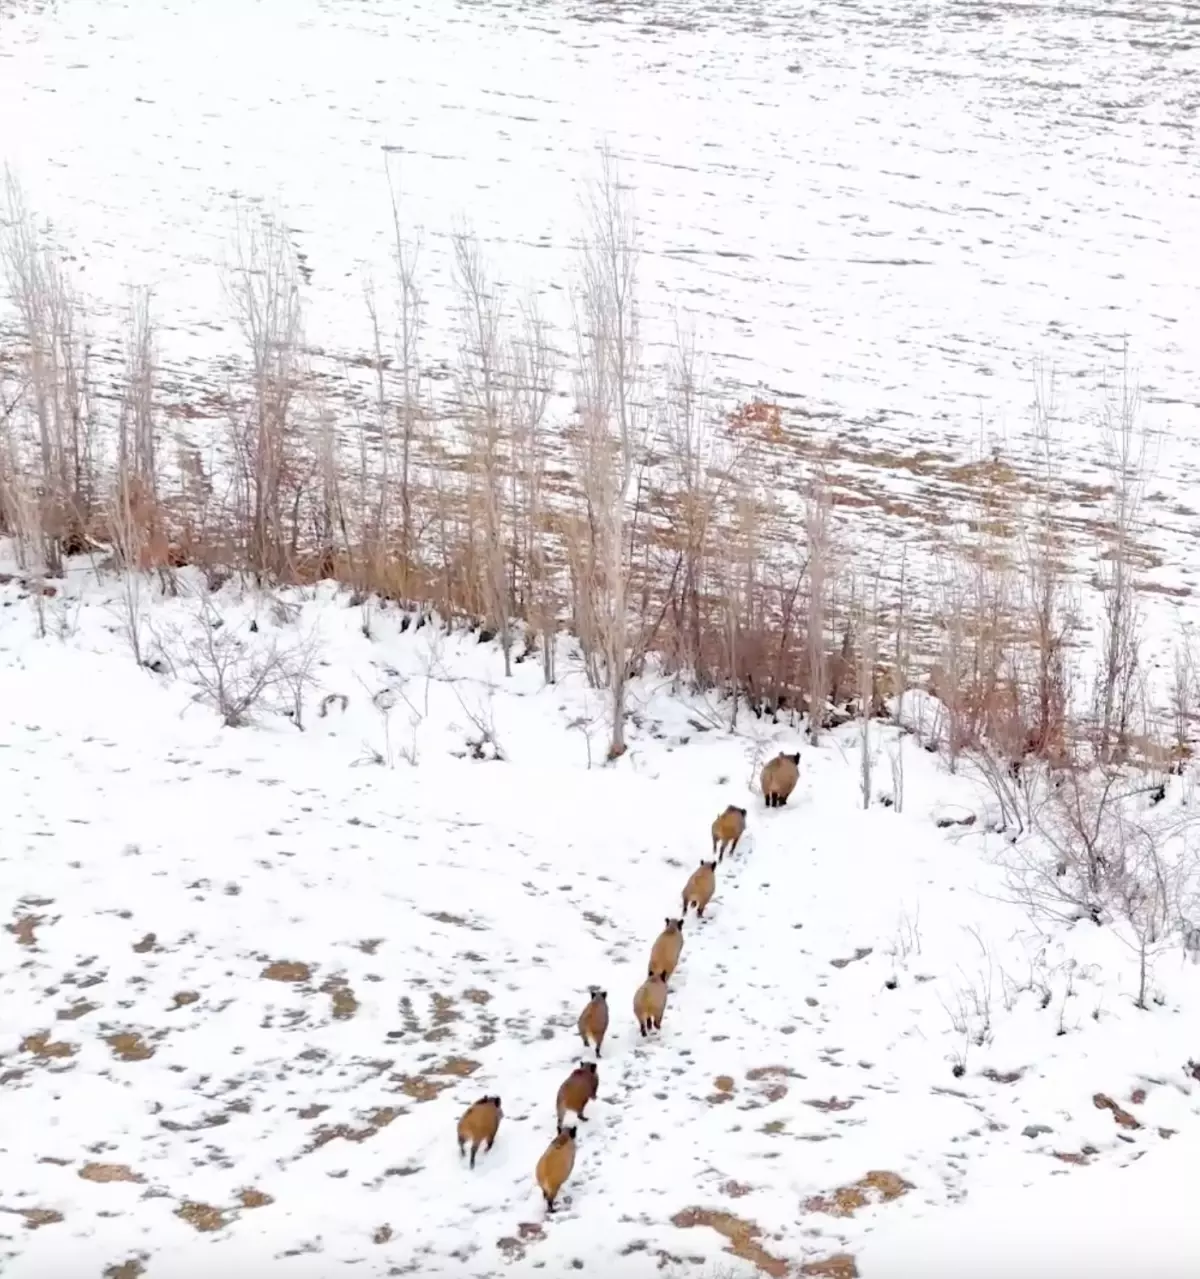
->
224 204 304 581
1095 341 1150 764
386 159 424 595
1 167 95 568
508 297 556 680
453 230 512 674
805 466 832 742
572 143 647 759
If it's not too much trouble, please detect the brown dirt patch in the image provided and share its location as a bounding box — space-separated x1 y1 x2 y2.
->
262 960 312 982
358 938 384 954
322 977 359 1020
373 1224 393 1244
805 1096 857 1112
804 1171 913 1218
176 1201 228 1232
106 1032 154 1062
104 1262 145 1279
721 1180 753 1199
56 1001 99 1021
830 947 873 969
238 1188 274 1209
15 1207 64 1228
9 914 43 947
132 933 157 953
1053 1150 1090 1165
79 1163 142 1184
308 1106 403 1151
171 991 199 1009
427 910 487 931
802 1255 859 1279
671 1207 788 1278
22 1032 76 1060
982 1067 1024 1084
463 988 491 1005
1094 1093 1141 1129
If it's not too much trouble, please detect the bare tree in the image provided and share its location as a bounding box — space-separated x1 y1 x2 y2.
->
507 297 556 681
224 203 304 581
855 578 879 809
452 230 512 674
160 601 322 728
804 465 832 742
1095 341 1151 763
385 157 425 593
1 167 95 568
571 144 649 759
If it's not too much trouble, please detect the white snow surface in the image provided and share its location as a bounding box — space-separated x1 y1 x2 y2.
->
2 0 1198 451
2 561 1200 1275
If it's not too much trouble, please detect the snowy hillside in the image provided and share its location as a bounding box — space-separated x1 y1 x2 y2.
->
2 0 1198 458
2 563 1199 1276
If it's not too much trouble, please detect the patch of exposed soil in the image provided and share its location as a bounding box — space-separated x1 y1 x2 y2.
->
106 1032 154 1062
176 1201 228 1232
79 1163 142 1184
8 914 43 947
262 960 312 982
132 933 158 953
1094 1093 1141 1129
322 976 359 1020
804 1170 913 1218
982 1067 1025 1084
8 1206 64 1228
308 1106 403 1151
21 1032 76 1059
426 910 487 931
671 1208 788 1277
801 1255 859 1278
805 1096 857 1112
171 991 199 1009
56 1001 99 1021
238 1188 274 1209
104 1261 145 1279
830 947 873 969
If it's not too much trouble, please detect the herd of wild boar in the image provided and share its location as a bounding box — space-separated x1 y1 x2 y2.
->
456 750 803 1213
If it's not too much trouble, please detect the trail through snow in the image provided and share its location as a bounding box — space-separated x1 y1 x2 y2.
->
2 566 1200 1275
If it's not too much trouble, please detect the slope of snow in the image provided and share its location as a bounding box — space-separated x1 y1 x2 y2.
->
1 560 1199 1275
1 0 1197 444
858 1133 1198 1279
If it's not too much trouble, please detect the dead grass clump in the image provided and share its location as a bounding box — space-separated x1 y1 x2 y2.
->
262 960 312 982
670 1207 788 1278
237 1188 274 1209
804 1170 913 1218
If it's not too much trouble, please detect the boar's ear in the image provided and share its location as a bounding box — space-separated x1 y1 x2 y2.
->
664 916 672 928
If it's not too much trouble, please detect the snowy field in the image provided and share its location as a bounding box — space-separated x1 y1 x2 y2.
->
2 0 1199 477
2 563 1200 1276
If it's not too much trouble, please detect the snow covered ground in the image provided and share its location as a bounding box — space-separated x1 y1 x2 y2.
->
2 0 1198 446
2 560 1199 1276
